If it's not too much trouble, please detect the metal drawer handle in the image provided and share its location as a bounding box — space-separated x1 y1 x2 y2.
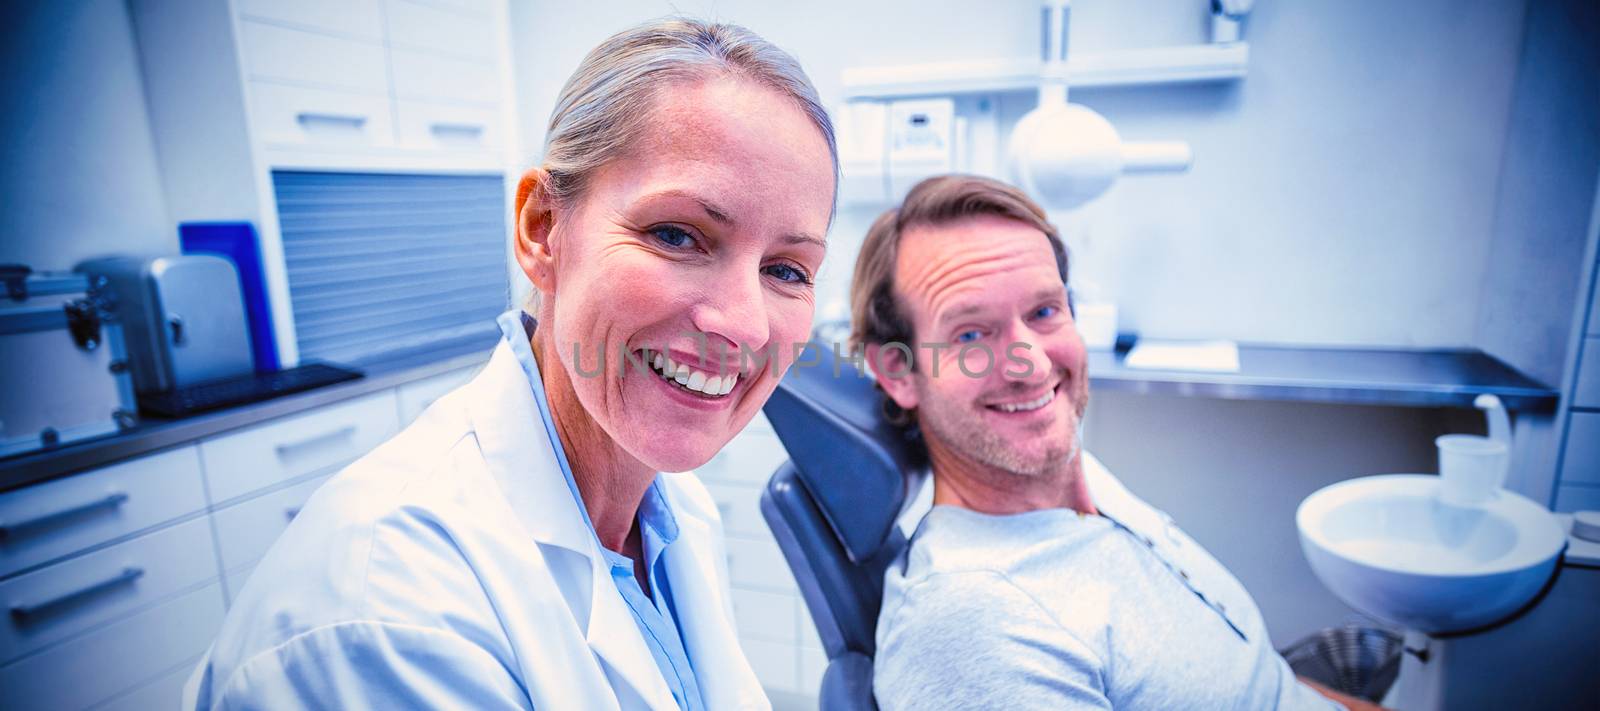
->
429 122 484 139
296 112 369 129
10 566 144 623
274 426 357 460
0 491 129 540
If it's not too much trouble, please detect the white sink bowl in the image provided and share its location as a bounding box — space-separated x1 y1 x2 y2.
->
1297 474 1566 635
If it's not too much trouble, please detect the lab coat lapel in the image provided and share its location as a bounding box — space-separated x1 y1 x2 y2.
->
585 569 681 711
468 342 593 557
466 342 679 710
662 506 769 709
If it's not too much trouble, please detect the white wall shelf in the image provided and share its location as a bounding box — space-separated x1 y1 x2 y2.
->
841 42 1249 100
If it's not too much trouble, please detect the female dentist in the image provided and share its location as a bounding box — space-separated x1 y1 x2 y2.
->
185 18 837 710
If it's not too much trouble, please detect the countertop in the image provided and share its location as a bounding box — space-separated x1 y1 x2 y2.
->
1087 344 1557 412
1558 514 1600 568
0 341 1561 493
0 342 494 493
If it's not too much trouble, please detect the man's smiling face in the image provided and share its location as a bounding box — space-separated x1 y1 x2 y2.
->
882 213 1089 478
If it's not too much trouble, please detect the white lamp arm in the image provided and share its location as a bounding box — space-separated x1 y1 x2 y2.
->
1120 141 1193 173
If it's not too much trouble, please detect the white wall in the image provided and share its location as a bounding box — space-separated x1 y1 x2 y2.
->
506 0 1553 647
0 0 174 270
511 0 1532 350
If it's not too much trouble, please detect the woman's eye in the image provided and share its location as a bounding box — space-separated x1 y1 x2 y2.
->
763 263 812 285
649 225 694 249
955 330 983 344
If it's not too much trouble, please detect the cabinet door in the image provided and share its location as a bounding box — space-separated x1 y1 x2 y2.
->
199 390 398 504
390 47 501 106
395 102 504 154
235 0 384 41
0 583 224 711
0 517 217 664
250 82 397 150
239 21 388 94
0 447 205 578
212 474 331 579
384 0 497 60
95 659 200 711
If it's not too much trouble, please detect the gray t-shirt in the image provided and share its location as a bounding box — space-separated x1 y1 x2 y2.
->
873 454 1342 710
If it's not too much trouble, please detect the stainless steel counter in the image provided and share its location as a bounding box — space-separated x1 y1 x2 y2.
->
1088 344 1557 411
0 343 493 493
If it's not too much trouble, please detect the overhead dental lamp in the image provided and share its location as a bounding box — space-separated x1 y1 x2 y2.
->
1007 0 1197 210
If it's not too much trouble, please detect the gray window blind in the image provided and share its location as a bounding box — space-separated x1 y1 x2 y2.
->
273 171 507 365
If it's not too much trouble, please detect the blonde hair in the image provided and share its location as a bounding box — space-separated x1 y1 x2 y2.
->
542 18 835 205
849 174 1069 353
518 18 838 313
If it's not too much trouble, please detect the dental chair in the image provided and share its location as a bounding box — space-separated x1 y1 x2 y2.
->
759 344 928 711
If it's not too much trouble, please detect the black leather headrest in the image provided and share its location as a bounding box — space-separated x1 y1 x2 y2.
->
762 342 927 564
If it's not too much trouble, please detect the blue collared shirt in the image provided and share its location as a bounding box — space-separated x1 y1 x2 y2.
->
500 310 705 711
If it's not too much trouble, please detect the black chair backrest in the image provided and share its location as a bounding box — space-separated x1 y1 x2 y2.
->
759 342 927 659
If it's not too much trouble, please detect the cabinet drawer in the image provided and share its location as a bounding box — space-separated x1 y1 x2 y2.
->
200 391 398 503
706 481 767 539
0 447 205 579
250 82 396 150
731 588 799 644
397 365 479 426
240 20 388 94
0 582 223 711
224 563 258 607
213 474 331 575
0 517 216 664
395 101 504 153
724 535 798 594
235 0 383 41
390 47 501 106
96 657 199 711
700 429 791 487
384 0 498 60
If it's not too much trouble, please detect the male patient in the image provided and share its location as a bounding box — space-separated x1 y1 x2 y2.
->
851 175 1377 710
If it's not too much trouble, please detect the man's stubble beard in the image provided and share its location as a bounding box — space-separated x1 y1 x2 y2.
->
915 374 1089 479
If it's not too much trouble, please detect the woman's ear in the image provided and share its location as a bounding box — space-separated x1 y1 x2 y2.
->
865 342 919 411
514 168 558 295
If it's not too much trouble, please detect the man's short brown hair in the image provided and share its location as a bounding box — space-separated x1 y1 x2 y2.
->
849 174 1069 353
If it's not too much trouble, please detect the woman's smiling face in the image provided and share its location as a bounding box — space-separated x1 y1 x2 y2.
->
532 76 835 473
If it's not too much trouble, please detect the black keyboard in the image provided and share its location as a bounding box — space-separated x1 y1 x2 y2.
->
139 363 364 417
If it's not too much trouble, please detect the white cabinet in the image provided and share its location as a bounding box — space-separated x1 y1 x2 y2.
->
0 517 216 663
0 446 205 578
250 83 398 150
131 0 517 369
385 0 497 60
212 473 332 578
238 20 389 93
199 390 398 503
234 0 384 40
0 355 488 710
0 583 224 711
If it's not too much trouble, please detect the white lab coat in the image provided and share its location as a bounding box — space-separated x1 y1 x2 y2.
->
184 339 769 710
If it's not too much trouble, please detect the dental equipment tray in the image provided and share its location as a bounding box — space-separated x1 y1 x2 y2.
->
137 362 363 417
